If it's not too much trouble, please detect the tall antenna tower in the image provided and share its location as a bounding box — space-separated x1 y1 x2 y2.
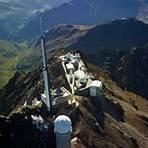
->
40 18 52 112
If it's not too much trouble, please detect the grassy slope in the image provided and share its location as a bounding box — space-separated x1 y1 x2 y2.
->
16 41 42 72
0 40 42 88
0 40 42 89
0 40 19 88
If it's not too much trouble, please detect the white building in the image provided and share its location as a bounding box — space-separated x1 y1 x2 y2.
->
54 115 72 148
90 80 103 97
74 70 85 80
66 63 75 72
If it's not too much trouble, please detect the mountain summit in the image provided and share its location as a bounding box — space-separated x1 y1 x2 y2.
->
0 49 148 147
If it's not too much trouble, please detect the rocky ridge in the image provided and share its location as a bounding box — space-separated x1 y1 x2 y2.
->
0 49 148 148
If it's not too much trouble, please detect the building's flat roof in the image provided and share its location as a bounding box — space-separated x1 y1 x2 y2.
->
90 80 102 88
66 63 75 70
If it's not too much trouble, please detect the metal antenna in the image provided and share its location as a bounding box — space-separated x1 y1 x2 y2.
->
40 17 52 112
40 18 43 35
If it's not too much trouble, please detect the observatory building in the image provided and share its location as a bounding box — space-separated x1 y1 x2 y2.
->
90 80 102 97
54 115 72 148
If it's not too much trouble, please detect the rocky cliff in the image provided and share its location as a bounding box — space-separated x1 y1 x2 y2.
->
0 49 148 148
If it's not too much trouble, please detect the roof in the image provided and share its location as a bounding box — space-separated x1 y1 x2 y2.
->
66 63 75 70
90 80 102 88
54 115 72 134
74 70 85 79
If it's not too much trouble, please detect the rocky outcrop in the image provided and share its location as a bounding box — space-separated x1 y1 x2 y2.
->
114 46 148 99
0 49 148 147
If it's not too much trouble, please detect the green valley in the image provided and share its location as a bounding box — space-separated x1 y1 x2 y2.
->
0 40 19 88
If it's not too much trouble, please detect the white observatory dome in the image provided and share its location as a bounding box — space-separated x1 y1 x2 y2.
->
54 115 72 134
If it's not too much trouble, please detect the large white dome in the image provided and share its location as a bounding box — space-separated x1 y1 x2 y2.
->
54 115 72 134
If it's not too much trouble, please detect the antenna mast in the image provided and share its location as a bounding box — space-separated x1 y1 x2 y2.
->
40 18 52 112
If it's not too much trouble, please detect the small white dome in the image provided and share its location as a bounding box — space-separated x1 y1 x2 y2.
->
54 115 72 134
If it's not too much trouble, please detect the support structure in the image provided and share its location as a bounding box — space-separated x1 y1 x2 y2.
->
40 18 52 112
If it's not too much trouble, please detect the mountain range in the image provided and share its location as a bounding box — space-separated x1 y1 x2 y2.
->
70 18 148 50
0 0 70 9
0 0 70 40
1 0 148 41
14 0 148 41
0 1 148 147
19 18 148 99
1 18 148 99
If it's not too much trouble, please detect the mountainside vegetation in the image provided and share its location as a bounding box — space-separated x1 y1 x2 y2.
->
0 40 19 88
0 40 39 88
